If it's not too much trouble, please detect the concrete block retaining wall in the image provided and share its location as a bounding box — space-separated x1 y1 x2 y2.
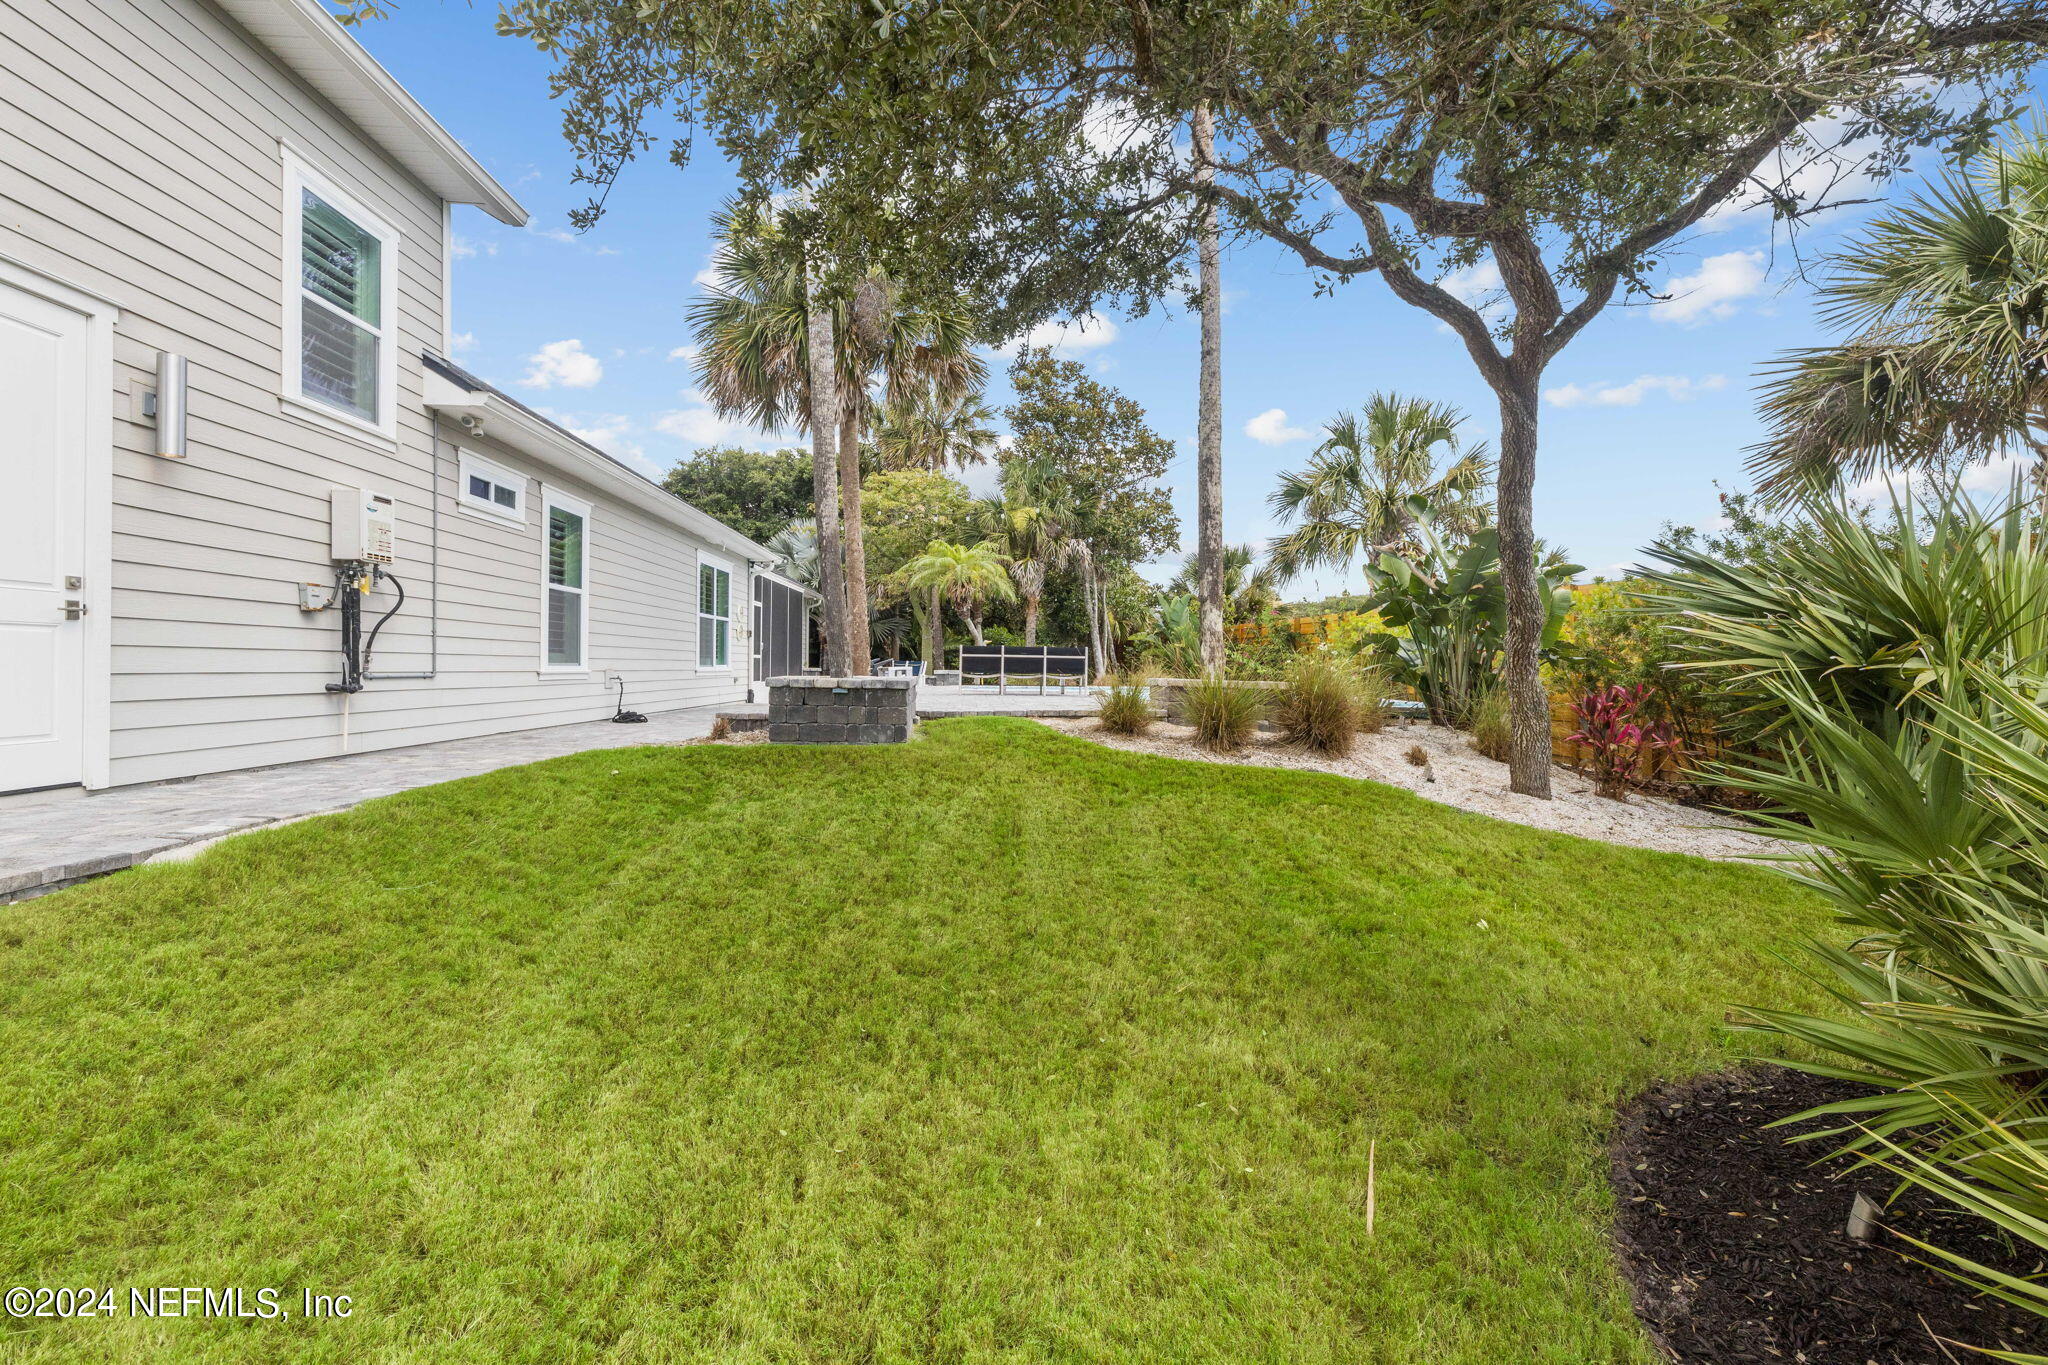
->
766 676 918 744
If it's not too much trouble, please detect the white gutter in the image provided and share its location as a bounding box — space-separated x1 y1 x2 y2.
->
216 0 527 225
422 370 781 565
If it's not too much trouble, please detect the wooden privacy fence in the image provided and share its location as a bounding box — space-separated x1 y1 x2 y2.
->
1228 612 1369 645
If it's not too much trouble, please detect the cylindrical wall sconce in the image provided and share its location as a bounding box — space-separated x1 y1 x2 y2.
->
152 351 188 459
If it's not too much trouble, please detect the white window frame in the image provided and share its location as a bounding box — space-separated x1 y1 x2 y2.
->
280 149 399 441
539 487 593 673
456 447 526 525
697 550 734 672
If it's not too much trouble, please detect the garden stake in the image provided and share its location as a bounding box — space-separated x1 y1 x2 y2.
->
1366 1140 1377 1236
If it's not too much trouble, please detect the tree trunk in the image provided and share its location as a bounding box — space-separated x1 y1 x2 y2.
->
1495 373 1553 799
965 613 985 646
1193 101 1227 677
926 585 944 667
805 288 850 677
1080 559 1102 676
1023 591 1039 646
837 388 870 675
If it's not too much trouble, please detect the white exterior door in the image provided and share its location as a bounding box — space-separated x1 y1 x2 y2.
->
0 279 90 793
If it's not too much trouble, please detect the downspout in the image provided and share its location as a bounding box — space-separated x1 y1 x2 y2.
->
363 429 443 681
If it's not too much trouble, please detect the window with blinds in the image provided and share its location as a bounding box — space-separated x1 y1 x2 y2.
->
543 494 590 669
283 158 394 432
698 559 732 668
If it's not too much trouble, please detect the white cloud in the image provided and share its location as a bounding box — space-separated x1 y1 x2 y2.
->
518 338 603 390
1700 112 1884 234
667 344 700 364
1244 408 1310 445
536 409 654 475
450 236 497 260
995 313 1120 356
449 331 476 354
1441 258 1506 317
1852 452 2036 502
653 394 796 450
1653 250 1766 325
1544 373 1727 409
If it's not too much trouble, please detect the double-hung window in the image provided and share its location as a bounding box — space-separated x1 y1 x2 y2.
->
283 155 396 435
542 489 591 670
698 555 732 669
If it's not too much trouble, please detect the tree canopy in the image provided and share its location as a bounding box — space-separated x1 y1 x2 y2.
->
491 0 2045 349
862 469 977 593
1003 350 1179 572
660 445 813 545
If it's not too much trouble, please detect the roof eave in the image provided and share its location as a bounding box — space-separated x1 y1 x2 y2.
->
216 0 528 226
422 372 781 565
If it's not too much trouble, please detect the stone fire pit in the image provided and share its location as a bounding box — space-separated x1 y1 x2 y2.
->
765 676 918 744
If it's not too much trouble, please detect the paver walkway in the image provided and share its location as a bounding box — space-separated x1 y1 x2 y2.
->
1 684 1105 902
1 706 724 902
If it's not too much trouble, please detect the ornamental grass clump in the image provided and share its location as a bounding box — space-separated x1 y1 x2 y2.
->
1273 653 1362 756
1355 665 1392 735
1183 672 1263 753
1566 684 1675 800
1095 673 1155 736
1466 687 1512 763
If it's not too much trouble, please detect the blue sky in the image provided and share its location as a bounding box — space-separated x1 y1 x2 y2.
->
355 7 2006 595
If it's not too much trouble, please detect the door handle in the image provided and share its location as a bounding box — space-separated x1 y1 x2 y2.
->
62 600 87 620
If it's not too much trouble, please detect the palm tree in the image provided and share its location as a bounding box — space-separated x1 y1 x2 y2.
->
687 204 851 670
874 383 999 662
1752 130 2048 500
764 519 820 593
1168 544 1283 624
899 540 1016 646
873 387 998 473
691 199 986 672
1192 100 1227 675
972 496 1059 645
1001 456 1115 670
1266 395 1494 580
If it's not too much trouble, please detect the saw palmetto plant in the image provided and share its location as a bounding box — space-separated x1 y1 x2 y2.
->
1647 487 2048 1349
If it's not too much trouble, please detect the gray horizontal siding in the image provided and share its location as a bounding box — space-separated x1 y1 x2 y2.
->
2 0 746 787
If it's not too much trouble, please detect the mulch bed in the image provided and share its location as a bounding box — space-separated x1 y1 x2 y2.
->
1611 1066 2045 1363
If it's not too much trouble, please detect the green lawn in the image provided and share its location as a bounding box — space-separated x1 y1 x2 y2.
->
0 718 1823 1363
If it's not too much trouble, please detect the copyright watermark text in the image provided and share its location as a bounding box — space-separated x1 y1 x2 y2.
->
5 1286 352 1321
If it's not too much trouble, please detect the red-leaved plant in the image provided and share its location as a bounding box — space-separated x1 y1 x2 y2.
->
1567 684 1676 800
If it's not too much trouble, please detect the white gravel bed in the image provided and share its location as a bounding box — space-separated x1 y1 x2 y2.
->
1035 715 1785 862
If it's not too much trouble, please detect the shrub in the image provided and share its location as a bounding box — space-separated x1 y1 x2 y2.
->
1095 673 1155 736
1565 684 1675 799
1403 743 1428 767
1273 653 1360 756
1224 621 1298 680
1466 687 1512 762
1183 672 1264 752
1359 507 1579 725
